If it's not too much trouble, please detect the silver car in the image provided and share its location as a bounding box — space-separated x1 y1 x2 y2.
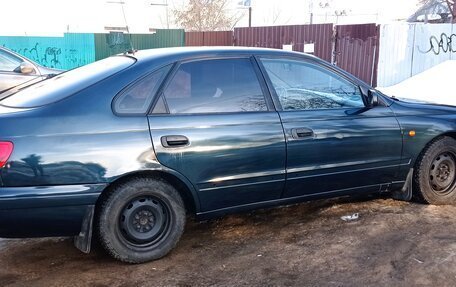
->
0 46 62 95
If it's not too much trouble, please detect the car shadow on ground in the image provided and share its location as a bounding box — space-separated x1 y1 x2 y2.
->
1 194 455 287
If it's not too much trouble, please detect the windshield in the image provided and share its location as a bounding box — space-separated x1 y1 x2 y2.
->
0 56 135 108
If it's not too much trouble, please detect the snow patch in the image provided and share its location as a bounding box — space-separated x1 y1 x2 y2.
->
378 60 456 106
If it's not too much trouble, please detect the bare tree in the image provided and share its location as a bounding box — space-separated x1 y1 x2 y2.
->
262 5 290 25
418 0 456 20
444 0 455 19
172 0 242 31
271 7 282 24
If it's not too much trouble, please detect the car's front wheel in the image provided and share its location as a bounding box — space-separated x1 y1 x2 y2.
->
415 136 456 204
96 177 185 263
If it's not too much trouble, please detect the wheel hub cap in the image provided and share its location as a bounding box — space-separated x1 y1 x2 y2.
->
429 152 456 194
133 210 155 232
119 197 168 244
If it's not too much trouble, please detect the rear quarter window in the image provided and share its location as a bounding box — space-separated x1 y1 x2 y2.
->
0 56 135 108
113 65 171 115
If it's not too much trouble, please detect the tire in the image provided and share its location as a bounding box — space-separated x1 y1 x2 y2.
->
96 177 186 263
414 136 456 205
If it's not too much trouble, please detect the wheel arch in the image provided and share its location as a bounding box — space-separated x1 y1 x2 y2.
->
97 169 200 215
390 132 456 202
410 132 456 204
439 131 456 141
410 131 456 168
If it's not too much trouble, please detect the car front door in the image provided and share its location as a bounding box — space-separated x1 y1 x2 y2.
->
258 57 403 198
147 57 286 212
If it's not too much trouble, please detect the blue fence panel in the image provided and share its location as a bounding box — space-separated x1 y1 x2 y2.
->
0 33 96 70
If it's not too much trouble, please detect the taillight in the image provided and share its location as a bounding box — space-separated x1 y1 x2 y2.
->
0 142 13 168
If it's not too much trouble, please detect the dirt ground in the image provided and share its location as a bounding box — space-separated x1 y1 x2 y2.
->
1 194 456 287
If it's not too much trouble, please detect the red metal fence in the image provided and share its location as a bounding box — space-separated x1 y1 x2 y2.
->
183 24 381 85
233 24 334 62
185 31 233 46
334 24 379 86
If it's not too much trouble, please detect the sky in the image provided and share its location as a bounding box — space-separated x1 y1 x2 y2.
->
0 0 421 36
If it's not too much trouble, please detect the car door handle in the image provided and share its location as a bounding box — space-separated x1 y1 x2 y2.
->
291 128 314 139
161 135 189 147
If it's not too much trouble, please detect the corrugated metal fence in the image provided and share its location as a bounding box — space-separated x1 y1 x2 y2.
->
185 31 233 46
1 30 185 70
335 24 379 86
95 30 185 60
0 33 96 70
0 26 377 85
377 23 456 87
233 24 334 62
3 24 452 87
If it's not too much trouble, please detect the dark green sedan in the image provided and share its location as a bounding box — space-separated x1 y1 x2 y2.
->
0 47 455 263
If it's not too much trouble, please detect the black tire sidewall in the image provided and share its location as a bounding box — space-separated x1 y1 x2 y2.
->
97 178 185 263
416 137 456 204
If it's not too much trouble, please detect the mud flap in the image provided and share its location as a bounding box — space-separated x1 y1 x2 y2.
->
74 205 94 254
392 168 413 201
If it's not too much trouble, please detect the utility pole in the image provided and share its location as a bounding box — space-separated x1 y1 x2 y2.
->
237 1 252 27
309 0 313 24
249 6 252 27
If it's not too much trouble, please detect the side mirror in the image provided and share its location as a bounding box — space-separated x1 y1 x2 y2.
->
366 89 379 108
19 62 36 75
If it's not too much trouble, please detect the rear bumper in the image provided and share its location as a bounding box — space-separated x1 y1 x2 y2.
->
0 184 105 238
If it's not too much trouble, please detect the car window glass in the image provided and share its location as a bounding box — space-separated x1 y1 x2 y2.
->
151 95 167 114
114 65 171 114
163 58 267 114
0 50 21 72
261 58 364 111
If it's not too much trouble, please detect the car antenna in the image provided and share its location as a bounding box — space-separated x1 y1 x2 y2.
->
117 0 135 55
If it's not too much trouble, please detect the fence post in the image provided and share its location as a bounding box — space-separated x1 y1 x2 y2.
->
331 25 337 65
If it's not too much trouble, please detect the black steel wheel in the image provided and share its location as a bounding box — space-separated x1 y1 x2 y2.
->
428 152 456 195
96 177 186 263
119 196 171 247
415 136 456 204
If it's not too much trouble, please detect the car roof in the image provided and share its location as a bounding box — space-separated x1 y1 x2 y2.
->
120 46 371 88
128 46 319 63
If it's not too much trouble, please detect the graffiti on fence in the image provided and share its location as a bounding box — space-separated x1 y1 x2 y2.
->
3 43 41 63
42 47 62 67
419 33 456 55
2 42 89 69
64 49 80 67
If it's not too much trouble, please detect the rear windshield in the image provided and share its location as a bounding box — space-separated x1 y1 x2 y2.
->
0 56 135 108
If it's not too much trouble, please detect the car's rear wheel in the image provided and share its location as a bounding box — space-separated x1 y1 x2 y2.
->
96 177 185 263
414 136 456 204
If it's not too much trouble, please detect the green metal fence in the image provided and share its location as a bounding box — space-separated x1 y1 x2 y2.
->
94 29 185 60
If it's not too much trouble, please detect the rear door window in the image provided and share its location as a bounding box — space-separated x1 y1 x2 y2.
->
161 58 267 114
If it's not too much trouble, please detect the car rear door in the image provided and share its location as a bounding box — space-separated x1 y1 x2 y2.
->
258 56 403 198
147 57 286 212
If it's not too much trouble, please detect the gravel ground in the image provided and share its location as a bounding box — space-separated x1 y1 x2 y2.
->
1 195 456 287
